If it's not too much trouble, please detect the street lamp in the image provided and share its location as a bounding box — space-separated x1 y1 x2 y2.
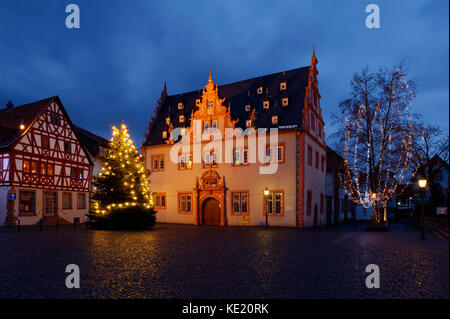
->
264 187 269 227
418 178 427 240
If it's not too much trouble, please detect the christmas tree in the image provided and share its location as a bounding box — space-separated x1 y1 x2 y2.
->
88 123 156 229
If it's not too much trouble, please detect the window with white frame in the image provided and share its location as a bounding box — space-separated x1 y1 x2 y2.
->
266 145 284 163
245 104 251 111
233 149 248 166
178 193 192 214
211 120 217 131
204 121 210 133
203 152 217 168
154 193 166 209
179 153 192 170
264 191 283 216
232 192 249 215
152 155 165 171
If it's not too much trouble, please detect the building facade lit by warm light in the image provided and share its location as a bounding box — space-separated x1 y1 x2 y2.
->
142 50 327 227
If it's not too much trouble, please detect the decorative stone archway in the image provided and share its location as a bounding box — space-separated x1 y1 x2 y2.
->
194 170 227 226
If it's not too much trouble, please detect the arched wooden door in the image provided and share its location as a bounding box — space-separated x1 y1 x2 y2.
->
202 198 221 225
314 204 318 226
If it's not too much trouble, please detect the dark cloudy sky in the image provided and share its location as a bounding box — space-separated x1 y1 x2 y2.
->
0 0 448 145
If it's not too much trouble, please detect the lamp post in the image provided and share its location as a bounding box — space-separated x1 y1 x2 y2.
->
264 187 269 227
418 178 427 240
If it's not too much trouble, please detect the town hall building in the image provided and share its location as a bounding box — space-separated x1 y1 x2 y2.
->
142 50 327 227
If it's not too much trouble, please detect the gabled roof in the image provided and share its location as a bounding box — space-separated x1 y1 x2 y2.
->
75 125 108 157
0 96 56 149
143 66 310 146
0 96 94 166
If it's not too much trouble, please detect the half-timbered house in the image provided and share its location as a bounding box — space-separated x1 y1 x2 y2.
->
0 96 93 226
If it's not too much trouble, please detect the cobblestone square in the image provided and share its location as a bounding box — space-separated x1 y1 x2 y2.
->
0 223 448 298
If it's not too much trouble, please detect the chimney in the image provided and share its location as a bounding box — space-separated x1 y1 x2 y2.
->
6 101 13 110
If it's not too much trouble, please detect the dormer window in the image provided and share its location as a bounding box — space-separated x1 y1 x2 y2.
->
282 97 289 107
245 104 251 112
179 115 185 123
263 100 270 109
162 131 167 139
178 102 184 110
246 120 252 128
196 99 201 105
272 116 278 125
257 87 263 95
280 82 287 91
165 117 171 125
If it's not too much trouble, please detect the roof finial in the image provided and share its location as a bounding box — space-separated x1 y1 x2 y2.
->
208 70 213 83
311 45 318 66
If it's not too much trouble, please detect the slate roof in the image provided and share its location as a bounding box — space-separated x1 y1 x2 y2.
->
144 66 311 146
75 125 108 157
0 96 56 149
0 96 101 165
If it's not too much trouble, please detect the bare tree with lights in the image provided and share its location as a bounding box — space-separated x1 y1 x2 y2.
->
332 64 420 223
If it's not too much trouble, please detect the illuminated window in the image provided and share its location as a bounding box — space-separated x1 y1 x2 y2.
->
246 120 252 128
257 86 263 95
31 161 38 174
179 115 185 123
47 164 54 176
165 117 170 125
280 82 287 91
271 116 278 124
264 191 283 216
178 102 184 109
208 100 213 108
282 97 288 107
232 192 249 215
263 100 270 109
245 104 251 111
40 162 47 175
178 154 192 170
162 131 167 139
23 160 30 173
196 99 201 105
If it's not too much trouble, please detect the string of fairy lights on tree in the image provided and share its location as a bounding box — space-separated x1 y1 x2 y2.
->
339 67 420 214
92 123 153 214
